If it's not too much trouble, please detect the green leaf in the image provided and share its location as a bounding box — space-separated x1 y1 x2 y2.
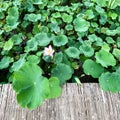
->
108 0 120 9
99 72 120 92
53 52 63 64
3 39 14 51
10 54 26 72
11 33 23 45
48 77 62 98
83 59 104 78
86 9 95 20
73 17 90 32
53 34 68 46
95 49 116 67
94 0 106 7
12 62 50 109
35 32 51 46
24 14 41 22
27 55 40 64
61 13 73 23
79 43 94 57
105 37 115 44
6 6 19 27
65 47 80 59
101 43 110 52
65 24 73 31
113 48 120 61
0 56 13 69
25 38 38 52
31 0 43 5
51 63 73 85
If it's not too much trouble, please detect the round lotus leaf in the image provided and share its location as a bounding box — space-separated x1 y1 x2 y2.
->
65 47 80 59
95 49 116 67
73 17 90 32
83 59 104 78
53 34 68 46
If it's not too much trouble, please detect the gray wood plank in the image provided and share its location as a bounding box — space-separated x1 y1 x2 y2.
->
0 84 120 120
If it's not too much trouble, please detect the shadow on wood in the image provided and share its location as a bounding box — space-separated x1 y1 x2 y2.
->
0 83 120 120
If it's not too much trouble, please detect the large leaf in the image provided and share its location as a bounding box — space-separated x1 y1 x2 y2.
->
73 17 90 32
95 49 116 67
12 63 50 109
99 72 120 92
83 59 104 78
51 63 73 85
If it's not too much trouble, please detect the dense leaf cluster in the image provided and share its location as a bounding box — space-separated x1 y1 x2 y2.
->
0 0 120 109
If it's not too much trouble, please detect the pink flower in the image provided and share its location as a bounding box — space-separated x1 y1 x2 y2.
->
43 45 54 58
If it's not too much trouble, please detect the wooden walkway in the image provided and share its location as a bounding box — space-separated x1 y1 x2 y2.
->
0 83 120 120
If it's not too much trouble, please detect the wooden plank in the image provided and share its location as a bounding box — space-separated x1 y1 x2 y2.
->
0 84 120 120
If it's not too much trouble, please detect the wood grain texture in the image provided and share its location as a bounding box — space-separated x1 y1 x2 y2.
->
0 84 120 120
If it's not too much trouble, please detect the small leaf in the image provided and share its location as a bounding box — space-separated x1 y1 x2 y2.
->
31 0 43 5
79 43 94 57
73 17 90 32
61 13 73 23
25 38 38 52
27 55 40 64
35 32 51 46
6 6 19 27
65 47 80 59
10 54 26 72
3 39 14 51
48 77 62 98
86 9 95 20
0 56 13 69
99 72 120 92
83 59 104 78
24 14 41 22
53 34 68 46
95 49 116 67
113 48 120 61
53 52 63 64
94 0 106 7
51 63 73 85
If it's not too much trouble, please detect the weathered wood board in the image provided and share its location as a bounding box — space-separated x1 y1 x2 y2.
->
0 84 120 120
